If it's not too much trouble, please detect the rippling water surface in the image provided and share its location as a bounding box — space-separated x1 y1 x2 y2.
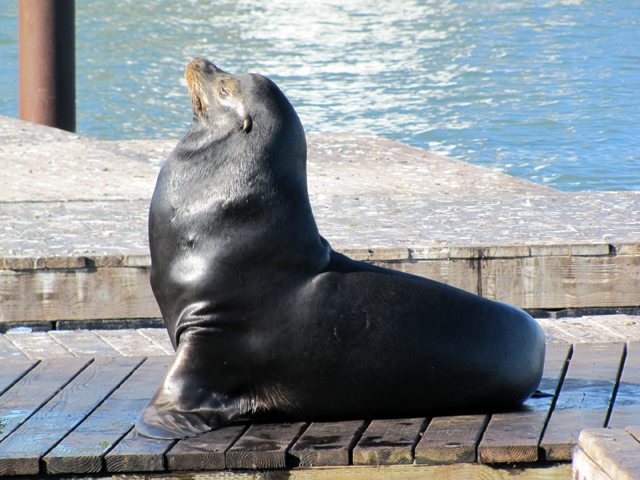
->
1 0 639 191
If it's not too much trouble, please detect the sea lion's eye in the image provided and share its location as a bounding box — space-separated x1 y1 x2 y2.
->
219 85 229 97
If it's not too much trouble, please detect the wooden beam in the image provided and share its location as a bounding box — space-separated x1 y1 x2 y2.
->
0 266 160 323
2 251 640 325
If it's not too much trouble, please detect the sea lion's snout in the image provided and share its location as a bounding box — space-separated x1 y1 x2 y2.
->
184 57 249 130
185 58 226 115
185 57 224 81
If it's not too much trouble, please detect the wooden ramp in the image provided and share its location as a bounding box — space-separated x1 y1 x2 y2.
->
0 341 638 479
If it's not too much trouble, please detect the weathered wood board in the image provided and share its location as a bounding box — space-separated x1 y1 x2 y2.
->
137 328 174 354
607 342 640 429
44 356 172 474
105 429 175 473
540 343 625 461
3 331 75 359
481 254 640 310
573 428 640 480
477 343 571 463
226 422 307 470
0 357 89 446
0 266 161 323
0 357 140 475
2 248 640 326
0 335 28 360
48 329 122 357
92 329 169 356
415 415 487 465
166 424 248 471
289 420 365 467
352 418 425 465
0 359 38 396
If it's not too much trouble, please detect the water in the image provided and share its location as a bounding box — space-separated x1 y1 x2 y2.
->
1 0 639 191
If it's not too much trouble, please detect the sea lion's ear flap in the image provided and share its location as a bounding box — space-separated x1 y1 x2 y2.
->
243 116 253 133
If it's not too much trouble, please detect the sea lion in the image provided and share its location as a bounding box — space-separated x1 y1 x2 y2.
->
136 57 545 440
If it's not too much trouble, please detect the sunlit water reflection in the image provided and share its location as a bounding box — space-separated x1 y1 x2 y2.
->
1 0 638 191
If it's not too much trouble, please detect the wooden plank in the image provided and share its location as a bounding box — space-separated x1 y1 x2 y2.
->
166 424 247 471
608 342 640 429
289 420 365 467
352 418 425 465
0 357 88 444
0 356 141 476
376 258 479 297
93 329 169 356
575 428 640 480
0 359 38 396
137 328 175 354
44 356 172 474
477 343 571 463
0 267 161 323
48 330 122 357
15 462 575 479
105 428 175 473
584 315 640 342
625 425 640 443
226 422 307 469
3 331 75 358
0 334 28 359
543 317 621 343
28 462 577 479
482 255 640 310
535 318 577 344
540 342 625 461
573 446 615 480
3 255 639 324
414 415 487 465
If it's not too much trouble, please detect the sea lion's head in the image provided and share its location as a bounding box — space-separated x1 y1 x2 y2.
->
183 57 303 149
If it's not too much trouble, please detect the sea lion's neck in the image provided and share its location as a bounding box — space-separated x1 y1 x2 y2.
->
153 128 330 273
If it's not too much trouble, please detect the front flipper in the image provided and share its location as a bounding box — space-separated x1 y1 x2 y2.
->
136 329 252 439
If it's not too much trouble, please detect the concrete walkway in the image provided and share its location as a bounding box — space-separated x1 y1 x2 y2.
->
2 115 639 258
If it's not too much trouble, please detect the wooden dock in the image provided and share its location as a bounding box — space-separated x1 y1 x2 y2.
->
0 331 639 479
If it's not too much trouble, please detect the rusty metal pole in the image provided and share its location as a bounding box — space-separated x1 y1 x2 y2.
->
19 0 76 132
